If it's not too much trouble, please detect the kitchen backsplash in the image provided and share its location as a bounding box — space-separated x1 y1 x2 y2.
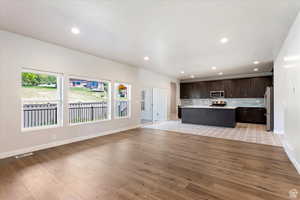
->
180 98 265 108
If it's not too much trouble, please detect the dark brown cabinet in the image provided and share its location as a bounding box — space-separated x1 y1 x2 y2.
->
250 77 273 98
223 80 234 98
236 107 266 124
237 78 251 98
180 83 191 99
182 107 237 128
178 106 182 119
190 83 200 99
180 76 272 99
197 82 210 98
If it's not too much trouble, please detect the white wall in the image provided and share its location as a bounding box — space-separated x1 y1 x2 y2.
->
0 31 178 157
274 12 300 172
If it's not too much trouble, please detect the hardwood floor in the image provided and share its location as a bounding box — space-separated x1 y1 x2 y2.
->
0 128 299 200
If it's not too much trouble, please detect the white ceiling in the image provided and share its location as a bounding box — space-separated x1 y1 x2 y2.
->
1 0 300 79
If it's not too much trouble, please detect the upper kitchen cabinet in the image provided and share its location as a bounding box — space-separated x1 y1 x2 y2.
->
234 78 252 98
223 80 234 98
197 81 210 98
180 83 192 99
180 76 273 99
190 82 200 99
180 83 200 99
250 77 273 98
210 80 224 92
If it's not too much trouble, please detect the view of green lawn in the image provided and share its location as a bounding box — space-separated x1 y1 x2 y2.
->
22 86 58 101
22 86 108 102
69 87 108 102
21 72 129 103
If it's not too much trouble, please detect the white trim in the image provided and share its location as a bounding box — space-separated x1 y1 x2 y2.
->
114 115 131 120
22 124 61 132
21 99 61 103
0 125 141 160
273 129 284 135
114 83 131 119
68 76 112 123
280 135 300 174
68 74 112 83
22 68 63 76
69 118 111 126
21 70 63 129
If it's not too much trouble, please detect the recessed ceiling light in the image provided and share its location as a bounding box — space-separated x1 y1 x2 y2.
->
220 37 229 44
218 72 223 75
180 71 185 74
254 68 259 72
284 55 300 62
211 66 217 70
71 27 80 35
190 75 195 78
144 56 150 61
253 61 260 65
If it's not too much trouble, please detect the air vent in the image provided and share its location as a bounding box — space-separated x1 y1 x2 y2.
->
15 152 34 159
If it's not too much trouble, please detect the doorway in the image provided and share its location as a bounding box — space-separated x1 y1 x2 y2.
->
170 82 177 120
141 88 153 124
153 88 168 122
140 88 168 124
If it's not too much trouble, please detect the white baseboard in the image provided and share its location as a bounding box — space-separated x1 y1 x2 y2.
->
273 129 284 135
0 125 141 160
280 136 300 174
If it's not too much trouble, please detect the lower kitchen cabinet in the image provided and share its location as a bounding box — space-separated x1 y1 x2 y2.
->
236 107 266 124
178 106 182 119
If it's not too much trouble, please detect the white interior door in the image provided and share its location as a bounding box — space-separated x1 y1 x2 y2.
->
141 88 153 123
153 88 168 122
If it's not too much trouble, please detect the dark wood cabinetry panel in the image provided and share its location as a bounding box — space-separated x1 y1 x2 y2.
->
250 77 273 98
191 83 200 98
182 108 236 128
180 76 273 99
223 79 234 98
210 80 224 92
235 78 252 98
198 81 210 98
178 106 182 119
236 107 266 124
180 83 191 99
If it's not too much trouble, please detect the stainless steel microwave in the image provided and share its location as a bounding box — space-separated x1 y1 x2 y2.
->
210 91 225 98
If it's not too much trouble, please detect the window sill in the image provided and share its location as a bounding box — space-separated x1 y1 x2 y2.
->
115 116 131 120
22 125 61 133
69 119 111 127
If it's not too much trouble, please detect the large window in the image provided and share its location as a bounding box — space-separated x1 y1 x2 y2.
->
21 70 62 129
69 77 111 124
115 82 131 118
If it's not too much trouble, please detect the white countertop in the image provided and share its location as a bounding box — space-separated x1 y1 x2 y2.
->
181 105 238 109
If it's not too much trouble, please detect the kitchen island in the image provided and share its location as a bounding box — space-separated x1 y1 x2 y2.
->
181 106 237 128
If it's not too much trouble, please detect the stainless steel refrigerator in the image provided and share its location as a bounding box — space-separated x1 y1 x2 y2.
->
264 87 274 131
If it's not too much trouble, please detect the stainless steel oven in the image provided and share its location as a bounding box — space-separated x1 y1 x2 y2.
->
210 91 225 98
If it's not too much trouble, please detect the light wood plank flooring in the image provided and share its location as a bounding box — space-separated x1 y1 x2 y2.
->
0 128 299 200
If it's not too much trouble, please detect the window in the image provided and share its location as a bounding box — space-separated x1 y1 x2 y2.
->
21 70 62 129
69 77 111 124
115 82 131 118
